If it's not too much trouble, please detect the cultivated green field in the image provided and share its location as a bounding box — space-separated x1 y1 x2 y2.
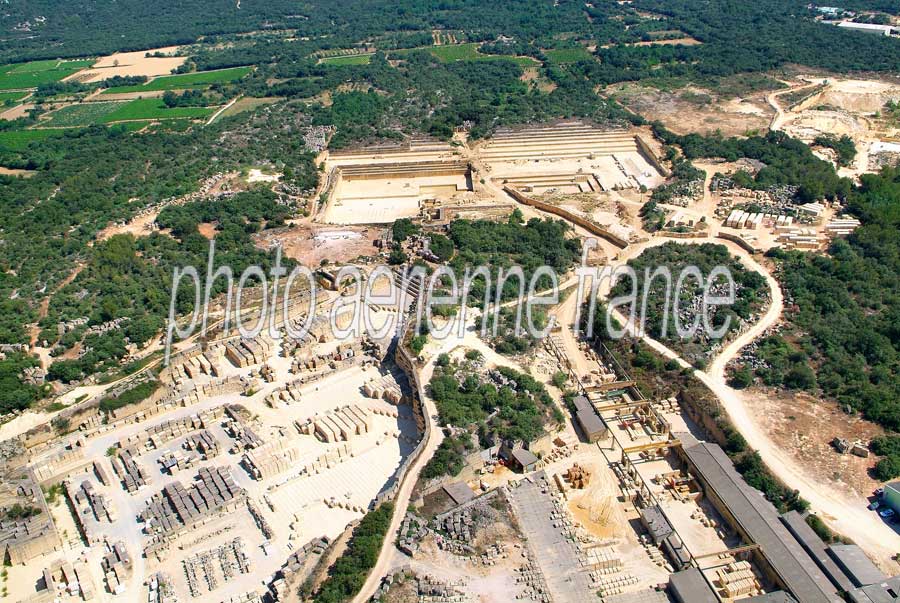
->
544 48 594 64
428 43 537 67
0 129 68 151
0 59 93 91
101 66 252 94
42 98 216 127
0 91 28 104
320 54 373 66
6 59 94 73
100 98 216 122
43 102 125 127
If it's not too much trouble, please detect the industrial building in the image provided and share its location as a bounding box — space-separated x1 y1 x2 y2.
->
573 395 608 443
680 438 844 603
848 575 900 602
882 481 900 514
837 21 896 36
668 567 718 603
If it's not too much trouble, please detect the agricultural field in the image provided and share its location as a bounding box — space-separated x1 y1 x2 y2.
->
42 101 125 127
544 47 594 64
219 96 280 119
42 98 215 127
0 91 28 104
0 59 93 91
100 98 216 122
426 43 538 67
320 54 373 66
101 66 252 94
0 128 67 151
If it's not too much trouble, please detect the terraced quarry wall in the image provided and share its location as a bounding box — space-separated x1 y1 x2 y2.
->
323 157 473 225
480 122 665 191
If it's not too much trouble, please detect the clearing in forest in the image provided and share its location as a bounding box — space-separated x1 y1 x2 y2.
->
425 43 538 67
320 54 373 66
544 48 594 64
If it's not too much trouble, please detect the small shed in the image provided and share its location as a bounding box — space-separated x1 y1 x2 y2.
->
510 448 540 473
576 409 607 443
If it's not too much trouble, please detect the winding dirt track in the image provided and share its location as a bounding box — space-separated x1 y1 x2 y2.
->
352 317 521 603
602 237 900 568
353 181 900 601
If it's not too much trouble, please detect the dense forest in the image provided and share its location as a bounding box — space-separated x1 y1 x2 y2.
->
422 356 565 479
43 188 293 386
446 211 581 303
8 0 900 78
0 105 317 413
770 168 900 428
717 165 900 475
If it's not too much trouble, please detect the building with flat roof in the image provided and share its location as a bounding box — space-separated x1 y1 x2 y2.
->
847 575 900 602
573 395 592 412
668 567 718 603
744 592 799 602
681 440 843 603
640 505 673 545
837 21 895 36
442 482 475 506
829 544 888 588
576 408 607 443
510 448 540 473
780 510 856 593
882 481 900 514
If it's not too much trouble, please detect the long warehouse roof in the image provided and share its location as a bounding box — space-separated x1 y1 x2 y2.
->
683 441 843 603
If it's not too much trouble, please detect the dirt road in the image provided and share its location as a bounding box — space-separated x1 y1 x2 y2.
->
598 237 900 569
766 80 820 132
351 347 443 603
506 180 900 569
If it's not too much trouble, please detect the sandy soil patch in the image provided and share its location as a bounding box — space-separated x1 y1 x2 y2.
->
749 386 883 497
96 209 160 242
609 84 773 136
785 77 900 114
566 460 629 540
0 102 34 120
631 37 702 46
813 79 900 113
782 109 866 141
197 222 218 239
0 166 35 178
254 224 382 266
90 89 167 101
69 46 187 83
247 168 281 183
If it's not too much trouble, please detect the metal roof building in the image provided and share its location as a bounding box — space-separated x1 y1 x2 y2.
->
847 576 900 603
576 408 607 443
668 567 718 603
572 395 592 413
744 592 799 602
510 448 540 473
837 21 895 36
780 510 856 593
829 544 888 588
683 441 844 603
